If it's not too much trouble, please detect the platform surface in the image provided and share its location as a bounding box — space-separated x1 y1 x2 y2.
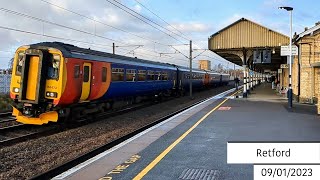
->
54 83 320 180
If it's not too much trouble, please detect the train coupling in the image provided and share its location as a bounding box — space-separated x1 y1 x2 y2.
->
12 106 58 125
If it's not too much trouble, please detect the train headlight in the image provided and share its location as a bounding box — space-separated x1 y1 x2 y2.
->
46 91 58 98
13 87 19 93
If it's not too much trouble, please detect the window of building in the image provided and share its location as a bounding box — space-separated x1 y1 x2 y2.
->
111 68 124 81
138 70 146 81
147 70 154 80
102 67 107 82
83 66 89 82
74 65 80 78
126 69 136 81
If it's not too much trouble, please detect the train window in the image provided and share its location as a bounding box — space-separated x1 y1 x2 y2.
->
147 70 154 81
102 67 107 82
15 51 24 76
126 69 136 81
83 66 89 82
162 72 168 80
111 68 124 81
173 72 177 80
47 54 60 79
74 65 80 78
155 71 161 80
138 70 146 81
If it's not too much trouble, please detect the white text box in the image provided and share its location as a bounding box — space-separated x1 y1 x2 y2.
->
227 142 320 164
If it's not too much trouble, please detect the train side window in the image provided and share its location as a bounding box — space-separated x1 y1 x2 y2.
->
155 71 161 80
102 67 107 82
83 66 89 82
47 54 60 79
74 65 80 78
138 70 146 81
126 69 136 82
111 68 124 81
15 51 24 76
147 70 154 80
162 72 168 80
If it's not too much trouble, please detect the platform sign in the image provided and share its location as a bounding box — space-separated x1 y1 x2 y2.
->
278 69 282 73
281 45 298 56
280 64 289 69
254 49 271 64
253 50 262 64
262 49 271 63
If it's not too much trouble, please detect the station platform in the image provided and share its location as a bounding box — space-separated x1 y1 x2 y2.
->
54 83 320 180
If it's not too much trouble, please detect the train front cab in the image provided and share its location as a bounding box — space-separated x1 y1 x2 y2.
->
10 46 65 125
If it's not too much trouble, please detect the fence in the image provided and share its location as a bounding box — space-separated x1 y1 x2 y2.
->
0 74 11 94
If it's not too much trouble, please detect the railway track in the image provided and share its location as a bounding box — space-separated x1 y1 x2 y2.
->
0 112 22 131
0 99 157 148
0 112 12 117
0 110 62 147
30 89 237 180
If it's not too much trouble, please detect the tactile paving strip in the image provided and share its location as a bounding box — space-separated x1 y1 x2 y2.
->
179 168 220 180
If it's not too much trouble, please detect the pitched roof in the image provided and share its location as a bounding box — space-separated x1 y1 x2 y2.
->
295 23 320 41
210 18 288 39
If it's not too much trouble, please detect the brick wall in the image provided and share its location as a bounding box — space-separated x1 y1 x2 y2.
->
295 33 320 112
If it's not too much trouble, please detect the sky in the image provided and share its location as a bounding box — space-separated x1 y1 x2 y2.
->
0 0 319 70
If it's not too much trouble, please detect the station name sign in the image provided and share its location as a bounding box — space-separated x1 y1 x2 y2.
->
281 45 298 56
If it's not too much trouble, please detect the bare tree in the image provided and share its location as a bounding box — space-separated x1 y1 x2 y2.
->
8 58 13 70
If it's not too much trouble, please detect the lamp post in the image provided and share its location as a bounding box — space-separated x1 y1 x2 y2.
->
279 6 293 108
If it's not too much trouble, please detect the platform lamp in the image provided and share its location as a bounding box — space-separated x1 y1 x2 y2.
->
279 6 293 108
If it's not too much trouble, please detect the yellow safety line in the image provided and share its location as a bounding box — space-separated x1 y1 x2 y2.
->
133 89 241 180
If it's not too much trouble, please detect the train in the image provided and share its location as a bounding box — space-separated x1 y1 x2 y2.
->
10 42 229 125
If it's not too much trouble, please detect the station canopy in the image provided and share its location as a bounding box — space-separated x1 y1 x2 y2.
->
208 18 290 72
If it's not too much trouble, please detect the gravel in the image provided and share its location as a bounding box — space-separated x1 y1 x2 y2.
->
0 85 234 179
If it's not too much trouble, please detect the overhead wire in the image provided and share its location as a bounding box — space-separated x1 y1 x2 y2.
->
4 0 230 69
110 0 189 41
105 0 186 44
0 8 127 45
40 0 224 66
39 0 169 46
39 0 192 63
133 0 191 40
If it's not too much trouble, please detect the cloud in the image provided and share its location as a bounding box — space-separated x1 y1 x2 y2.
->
169 22 211 33
0 0 231 69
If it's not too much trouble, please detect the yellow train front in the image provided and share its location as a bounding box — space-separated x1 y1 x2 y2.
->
10 42 113 125
10 45 65 125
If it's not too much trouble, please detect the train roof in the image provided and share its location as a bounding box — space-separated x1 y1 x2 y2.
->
28 42 177 70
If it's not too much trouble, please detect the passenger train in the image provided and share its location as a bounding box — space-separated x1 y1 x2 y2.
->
10 42 229 125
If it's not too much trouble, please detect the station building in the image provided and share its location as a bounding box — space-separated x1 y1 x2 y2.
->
209 18 320 114
292 23 320 111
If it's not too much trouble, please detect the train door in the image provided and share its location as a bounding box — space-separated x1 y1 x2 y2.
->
26 56 40 100
172 71 177 89
204 73 209 86
80 62 91 101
